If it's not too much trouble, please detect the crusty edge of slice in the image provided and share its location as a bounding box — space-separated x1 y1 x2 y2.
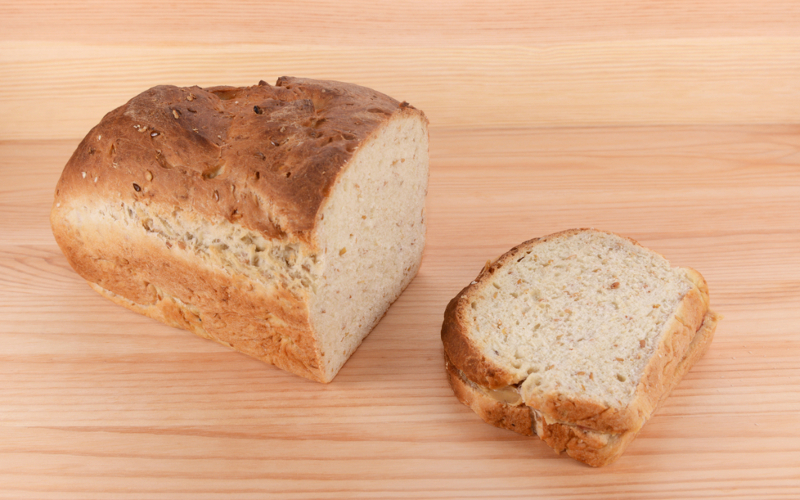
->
441 290 520 389
445 310 718 467
523 266 709 434
445 352 535 436
443 228 711 433
442 229 596 389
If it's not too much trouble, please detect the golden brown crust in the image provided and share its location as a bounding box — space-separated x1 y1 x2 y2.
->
441 292 519 389
54 212 323 381
534 419 638 468
444 352 534 436
446 310 719 467
446 342 632 466
53 77 424 243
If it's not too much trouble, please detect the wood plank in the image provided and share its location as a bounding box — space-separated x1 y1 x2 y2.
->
3 38 800 140
3 1 799 45
3 0 800 496
1 124 799 497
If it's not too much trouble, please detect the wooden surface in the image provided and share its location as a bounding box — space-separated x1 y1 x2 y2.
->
2 2 800 498
4 1 800 140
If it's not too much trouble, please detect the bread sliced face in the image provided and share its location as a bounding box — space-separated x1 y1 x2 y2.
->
442 229 717 464
311 114 429 381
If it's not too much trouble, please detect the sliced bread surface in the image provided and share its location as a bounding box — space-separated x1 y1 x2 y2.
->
445 310 718 466
441 228 717 465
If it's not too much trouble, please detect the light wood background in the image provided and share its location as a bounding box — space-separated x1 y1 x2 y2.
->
2 1 799 498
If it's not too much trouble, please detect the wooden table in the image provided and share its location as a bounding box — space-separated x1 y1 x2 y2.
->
2 2 799 498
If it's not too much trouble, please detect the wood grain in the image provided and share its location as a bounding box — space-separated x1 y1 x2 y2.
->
2 125 800 498
2 2 800 139
2 1 800 498
5 1 800 45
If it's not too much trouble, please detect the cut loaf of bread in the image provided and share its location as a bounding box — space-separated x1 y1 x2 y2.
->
51 77 429 383
441 229 718 466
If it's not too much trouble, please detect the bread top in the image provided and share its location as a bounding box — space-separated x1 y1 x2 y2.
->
442 228 711 433
53 77 425 243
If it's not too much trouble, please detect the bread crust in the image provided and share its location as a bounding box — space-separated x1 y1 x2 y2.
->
53 77 424 241
443 228 710 431
70 218 322 380
51 77 427 382
446 311 718 467
441 228 719 464
441 292 520 389
444 353 534 436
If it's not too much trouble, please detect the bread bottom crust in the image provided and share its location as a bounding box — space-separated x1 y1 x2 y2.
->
445 310 719 467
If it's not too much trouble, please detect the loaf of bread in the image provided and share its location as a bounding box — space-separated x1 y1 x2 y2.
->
51 77 429 383
441 229 718 466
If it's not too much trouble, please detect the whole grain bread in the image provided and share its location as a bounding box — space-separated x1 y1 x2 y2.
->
51 77 429 382
441 229 718 466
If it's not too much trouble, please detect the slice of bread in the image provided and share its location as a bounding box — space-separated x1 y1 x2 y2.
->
441 229 718 466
